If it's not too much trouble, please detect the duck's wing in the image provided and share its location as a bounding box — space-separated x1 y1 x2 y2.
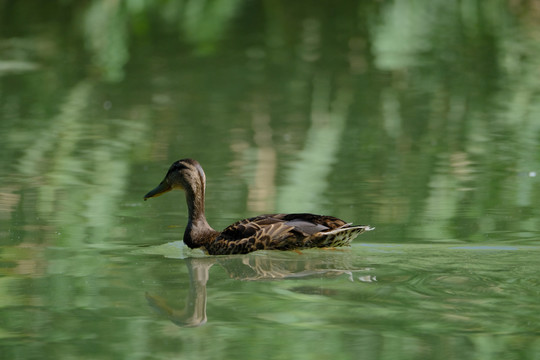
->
206 213 355 255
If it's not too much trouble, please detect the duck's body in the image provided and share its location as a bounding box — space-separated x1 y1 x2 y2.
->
144 159 373 255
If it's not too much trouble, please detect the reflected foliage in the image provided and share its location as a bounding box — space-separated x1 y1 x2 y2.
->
1 0 540 359
3 0 538 244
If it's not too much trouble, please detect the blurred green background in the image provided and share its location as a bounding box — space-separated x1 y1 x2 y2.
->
1 1 540 359
2 0 540 247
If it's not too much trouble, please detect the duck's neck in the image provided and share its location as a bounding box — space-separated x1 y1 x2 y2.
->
183 185 218 249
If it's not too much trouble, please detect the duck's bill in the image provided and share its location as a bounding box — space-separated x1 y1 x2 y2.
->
144 181 172 200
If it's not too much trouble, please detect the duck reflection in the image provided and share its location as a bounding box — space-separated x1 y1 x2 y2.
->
145 251 375 327
146 257 213 327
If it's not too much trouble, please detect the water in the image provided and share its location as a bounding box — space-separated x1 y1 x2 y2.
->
1 1 540 359
3 243 538 359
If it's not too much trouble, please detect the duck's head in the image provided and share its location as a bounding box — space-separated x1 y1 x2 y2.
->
144 158 206 200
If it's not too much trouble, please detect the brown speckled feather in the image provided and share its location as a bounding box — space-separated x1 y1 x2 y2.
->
203 213 371 255
144 159 373 255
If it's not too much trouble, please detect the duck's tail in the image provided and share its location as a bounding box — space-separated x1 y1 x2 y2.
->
316 225 374 248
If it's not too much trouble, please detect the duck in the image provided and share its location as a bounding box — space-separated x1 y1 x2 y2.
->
144 159 373 255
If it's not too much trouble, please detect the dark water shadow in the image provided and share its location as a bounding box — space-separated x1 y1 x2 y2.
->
145 250 374 327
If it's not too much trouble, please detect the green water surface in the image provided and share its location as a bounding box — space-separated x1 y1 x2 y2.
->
1 1 540 359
